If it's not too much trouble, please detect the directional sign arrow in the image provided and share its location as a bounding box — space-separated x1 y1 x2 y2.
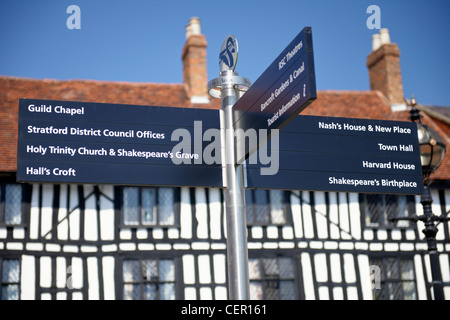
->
233 27 317 164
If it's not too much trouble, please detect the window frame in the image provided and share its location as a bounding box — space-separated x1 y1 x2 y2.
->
247 254 300 300
369 255 418 300
0 182 31 227
0 257 21 300
245 189 291 226
117 186 181 228
120 256 181 300
359 193 416 229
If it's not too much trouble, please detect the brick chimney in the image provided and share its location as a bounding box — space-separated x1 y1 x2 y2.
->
182 17 209 104
367 28 405 108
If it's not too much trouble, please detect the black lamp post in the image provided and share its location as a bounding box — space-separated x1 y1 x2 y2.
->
391 95 448 300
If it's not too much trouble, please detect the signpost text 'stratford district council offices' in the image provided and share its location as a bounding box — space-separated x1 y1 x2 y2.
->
17 99 222 187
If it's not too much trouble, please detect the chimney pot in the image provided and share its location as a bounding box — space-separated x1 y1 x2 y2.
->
186 17 201 39
379 28 391 45
372 34 381 51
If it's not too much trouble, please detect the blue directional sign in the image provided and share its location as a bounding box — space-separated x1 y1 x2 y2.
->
17 99 223 187
233 27 317 163
246 115 424 194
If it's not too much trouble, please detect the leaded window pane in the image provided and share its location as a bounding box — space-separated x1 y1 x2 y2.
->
249 281 263 300
254 190 269 223
160 283 175 300
374 286 386 300
2 284 19 300
365 194 381 225
279 281 296 300
159 259 175 281
142 260 158 281
402 281 417 300
2 259 20 283
123 259 140 282
262 258 279 277
400 260 414 280
386 259 400 279
5 185 22 224
1 259 20 300
265 280 279 300
245 189 254 222
278 258 294 279
395 196 409 227
144 284 158 300
248 257 297 300
141 188 155 225
269 190 285 224
158 188 174 225
248 259 261 280
123 187 139 225
384 194 397 219
122 259 176 300
123 284 139 300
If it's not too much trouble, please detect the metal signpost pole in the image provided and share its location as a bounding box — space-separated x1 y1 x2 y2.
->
222 75 249 300
209 36 251 300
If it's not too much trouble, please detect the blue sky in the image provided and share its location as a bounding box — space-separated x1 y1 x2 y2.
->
1 0 449 107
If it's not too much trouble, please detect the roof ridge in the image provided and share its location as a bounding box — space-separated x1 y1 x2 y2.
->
0 75 185 87
318 89 378 94
417 105 450 124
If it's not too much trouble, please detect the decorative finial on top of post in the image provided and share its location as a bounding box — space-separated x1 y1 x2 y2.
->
208 36 251 99
410 94 417 106
219 36 238 73
409 94 422 123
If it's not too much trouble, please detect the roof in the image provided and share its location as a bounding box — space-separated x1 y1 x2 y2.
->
417 105 450 138
1 75 449 181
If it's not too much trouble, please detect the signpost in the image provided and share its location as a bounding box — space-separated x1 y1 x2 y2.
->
246 115 424 194
17 99 223 187
209 36 252 300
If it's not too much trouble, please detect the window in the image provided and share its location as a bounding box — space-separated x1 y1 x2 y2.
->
1 259 20 300
122 258 176 300
370 257 417 300
0 183 26 225
121 187 178 226
245 189 287 225
248 257 297 300
360 194 415 227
